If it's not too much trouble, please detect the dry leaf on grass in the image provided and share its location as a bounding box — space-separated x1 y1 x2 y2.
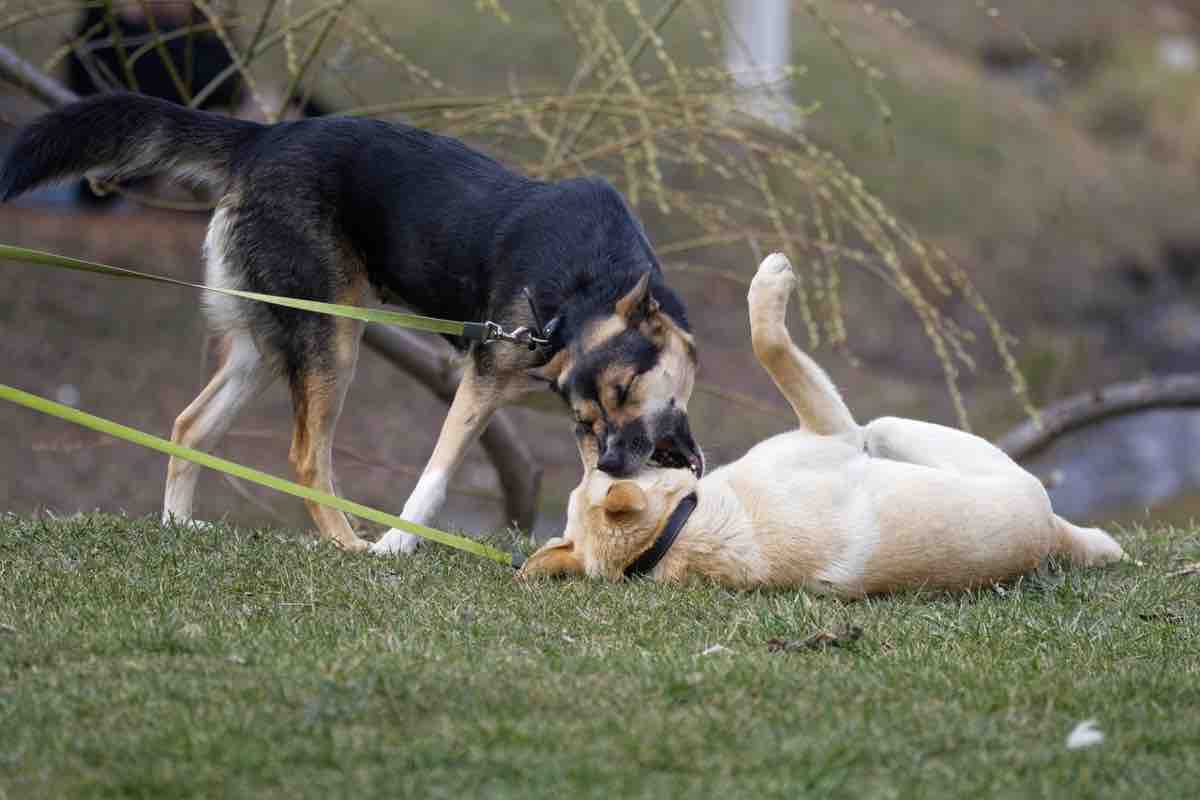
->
767 625 863 653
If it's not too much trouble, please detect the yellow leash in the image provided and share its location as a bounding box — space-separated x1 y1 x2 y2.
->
0 383 518 566
0 242 487 339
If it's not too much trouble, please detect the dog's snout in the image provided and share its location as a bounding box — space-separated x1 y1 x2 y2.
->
597 422 652 476
597 449 627 475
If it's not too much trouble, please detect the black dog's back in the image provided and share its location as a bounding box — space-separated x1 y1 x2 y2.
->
0 93 685 355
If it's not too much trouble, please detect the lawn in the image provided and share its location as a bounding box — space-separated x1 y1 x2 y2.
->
1 513 1197 798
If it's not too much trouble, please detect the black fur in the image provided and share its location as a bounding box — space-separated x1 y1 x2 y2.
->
0 94 686 339
565 330 661 404
0 93 258 201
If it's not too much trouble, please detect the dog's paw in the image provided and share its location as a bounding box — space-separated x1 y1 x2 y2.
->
758 252 794 276
369 529 422 556
336 535 371 554
749 253 796 299
748 253 797 325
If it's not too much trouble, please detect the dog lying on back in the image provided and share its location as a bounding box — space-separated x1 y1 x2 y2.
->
518 254 1124 596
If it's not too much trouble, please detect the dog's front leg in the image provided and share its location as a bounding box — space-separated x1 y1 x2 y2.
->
371 363 505 556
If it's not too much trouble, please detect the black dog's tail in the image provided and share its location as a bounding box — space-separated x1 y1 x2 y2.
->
0 92 263 201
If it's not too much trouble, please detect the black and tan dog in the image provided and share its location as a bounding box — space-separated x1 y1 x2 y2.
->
0 92 703 554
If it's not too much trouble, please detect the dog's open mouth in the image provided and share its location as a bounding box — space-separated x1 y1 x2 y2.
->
650 438 704 477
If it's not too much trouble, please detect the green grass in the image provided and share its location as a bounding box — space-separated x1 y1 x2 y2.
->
1 515 1198 798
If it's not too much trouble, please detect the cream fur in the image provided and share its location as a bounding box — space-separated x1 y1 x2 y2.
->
518 254 1125 596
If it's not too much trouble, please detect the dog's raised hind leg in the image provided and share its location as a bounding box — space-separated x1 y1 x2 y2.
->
371 362 504 556
862 416 1023 477
748 254 857 436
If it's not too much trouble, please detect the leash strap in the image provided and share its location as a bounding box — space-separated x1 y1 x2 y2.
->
624 492 697 579
0 243 490 341
0 383 519 567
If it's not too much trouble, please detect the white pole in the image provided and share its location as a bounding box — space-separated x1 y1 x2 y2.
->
725 0 795 129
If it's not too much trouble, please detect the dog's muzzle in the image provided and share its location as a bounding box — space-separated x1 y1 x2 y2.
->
598 411 704 478
650 412 705 478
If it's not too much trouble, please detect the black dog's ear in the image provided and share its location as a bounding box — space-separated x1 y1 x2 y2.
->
615 273 658 323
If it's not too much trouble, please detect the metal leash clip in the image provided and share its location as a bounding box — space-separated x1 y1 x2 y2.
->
482 321 549 350
479 288 556 351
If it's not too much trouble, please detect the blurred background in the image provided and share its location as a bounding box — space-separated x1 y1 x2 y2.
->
5 0 1200 538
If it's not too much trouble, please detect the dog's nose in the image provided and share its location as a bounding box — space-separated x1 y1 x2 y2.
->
597 450 625 475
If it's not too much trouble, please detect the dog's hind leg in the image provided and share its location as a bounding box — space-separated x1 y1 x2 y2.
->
862 416 1026 478
163 328 276 526
371 361 507 556
748 254 858 436
288 316 369 552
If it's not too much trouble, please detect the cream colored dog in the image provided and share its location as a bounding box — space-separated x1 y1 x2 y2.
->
518 254 1124 596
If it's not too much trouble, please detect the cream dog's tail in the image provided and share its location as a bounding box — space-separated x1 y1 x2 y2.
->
1053 516 1125 565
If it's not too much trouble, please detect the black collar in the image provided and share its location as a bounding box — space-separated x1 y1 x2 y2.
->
624 492 698 579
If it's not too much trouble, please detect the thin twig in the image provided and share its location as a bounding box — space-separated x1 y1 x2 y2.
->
542 0 686 174
100 0 139 90
134 0 192 103
271 0 347 123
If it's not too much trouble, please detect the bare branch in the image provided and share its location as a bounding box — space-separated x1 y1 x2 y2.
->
996 375 1200 462
272 0 347 122
135 0 193 103
0 43 80 106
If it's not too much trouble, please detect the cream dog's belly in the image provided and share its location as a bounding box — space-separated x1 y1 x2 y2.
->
712 427 1058 596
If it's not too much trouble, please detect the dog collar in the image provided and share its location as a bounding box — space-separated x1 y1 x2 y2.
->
624 492 698 579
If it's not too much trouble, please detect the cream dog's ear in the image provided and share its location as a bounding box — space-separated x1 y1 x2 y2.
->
603 481 647 515
516 537 584 580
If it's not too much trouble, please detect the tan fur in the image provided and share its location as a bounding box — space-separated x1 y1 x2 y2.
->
551 301 698 474
569 313 697 463
580 315 629 356
613 273 652 321
287 315 368 552
519 254 1125 596
162 328 275 527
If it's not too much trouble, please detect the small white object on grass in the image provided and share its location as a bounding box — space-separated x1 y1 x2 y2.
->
1066 719 1105 750
700 644 732 656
